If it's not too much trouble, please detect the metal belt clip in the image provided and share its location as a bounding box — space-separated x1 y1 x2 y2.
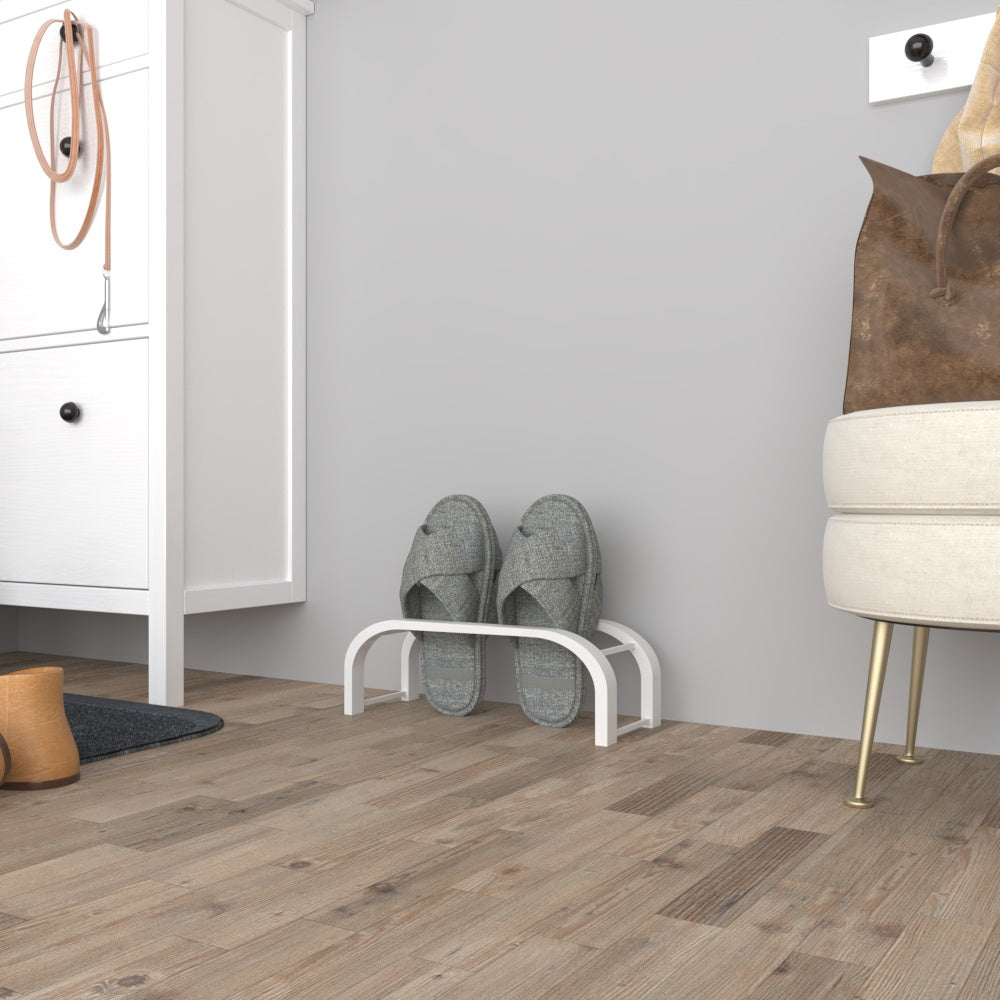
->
96 269 111 335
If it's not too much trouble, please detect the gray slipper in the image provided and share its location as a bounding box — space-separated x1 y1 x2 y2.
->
497 495 603 727
400 495 500 716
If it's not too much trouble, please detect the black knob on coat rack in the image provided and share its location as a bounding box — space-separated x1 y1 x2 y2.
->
59 402 81 423
905 33 934 68
59 22 80 45
58 136 77 158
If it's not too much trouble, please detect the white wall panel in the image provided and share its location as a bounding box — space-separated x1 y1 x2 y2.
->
183 0 295 592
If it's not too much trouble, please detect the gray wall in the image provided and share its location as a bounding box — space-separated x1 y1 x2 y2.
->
18 0 1000 754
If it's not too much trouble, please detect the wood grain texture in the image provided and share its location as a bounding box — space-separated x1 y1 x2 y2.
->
657 827 826 926
956 919 1000 1000
740 730 797 747
745 951 869 1000
2 653 1000 998
857 915 994 1000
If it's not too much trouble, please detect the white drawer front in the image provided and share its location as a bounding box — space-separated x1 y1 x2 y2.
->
0 338 147 589
0 69 149 341
0 0 148 101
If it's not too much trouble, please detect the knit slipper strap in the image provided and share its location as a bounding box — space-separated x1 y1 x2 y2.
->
401 525 484 622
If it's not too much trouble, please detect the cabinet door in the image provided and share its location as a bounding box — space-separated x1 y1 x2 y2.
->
0 69 149 340
0 338 147 589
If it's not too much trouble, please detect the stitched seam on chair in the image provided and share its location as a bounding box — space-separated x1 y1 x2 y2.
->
832 602 1000 624
831 503 1000 511
833 405 1000 424
831 519 1000 528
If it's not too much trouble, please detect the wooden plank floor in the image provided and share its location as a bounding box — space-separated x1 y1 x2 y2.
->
2 652 1000 998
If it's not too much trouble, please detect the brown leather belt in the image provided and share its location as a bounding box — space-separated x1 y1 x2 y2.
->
24 8 112 334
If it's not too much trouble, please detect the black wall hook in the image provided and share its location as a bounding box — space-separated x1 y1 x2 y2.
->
59 22 80 45
905 33 934 67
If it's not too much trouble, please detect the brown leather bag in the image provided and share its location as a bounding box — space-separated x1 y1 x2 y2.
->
844 153 1000 413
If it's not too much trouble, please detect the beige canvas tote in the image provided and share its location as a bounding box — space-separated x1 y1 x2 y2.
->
934 9 1000 172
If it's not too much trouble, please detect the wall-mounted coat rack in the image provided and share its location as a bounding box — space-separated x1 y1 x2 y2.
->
870 11 995 103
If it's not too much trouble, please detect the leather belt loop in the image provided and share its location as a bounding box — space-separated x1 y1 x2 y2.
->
24 9 112 332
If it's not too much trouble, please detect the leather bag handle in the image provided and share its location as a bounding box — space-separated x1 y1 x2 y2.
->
932 152 1000 303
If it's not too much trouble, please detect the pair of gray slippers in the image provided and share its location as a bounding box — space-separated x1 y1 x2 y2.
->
399 494 602 727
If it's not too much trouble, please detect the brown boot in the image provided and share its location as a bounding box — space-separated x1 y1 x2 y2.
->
0 667 80 790
0 731 10 786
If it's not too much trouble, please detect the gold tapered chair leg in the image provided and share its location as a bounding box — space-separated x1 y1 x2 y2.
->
845 619 893 809
897 626 929 765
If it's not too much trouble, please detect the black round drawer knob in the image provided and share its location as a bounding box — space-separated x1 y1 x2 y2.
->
59 402 81 423
904 33 934 67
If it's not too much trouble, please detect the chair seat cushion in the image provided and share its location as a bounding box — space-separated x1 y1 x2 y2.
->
824 514 1000 629
824 401 1000 514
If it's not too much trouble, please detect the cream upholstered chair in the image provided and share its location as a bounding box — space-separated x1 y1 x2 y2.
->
823 400 1000 807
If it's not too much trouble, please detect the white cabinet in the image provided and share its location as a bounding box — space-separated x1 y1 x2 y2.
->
0 0 312 705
